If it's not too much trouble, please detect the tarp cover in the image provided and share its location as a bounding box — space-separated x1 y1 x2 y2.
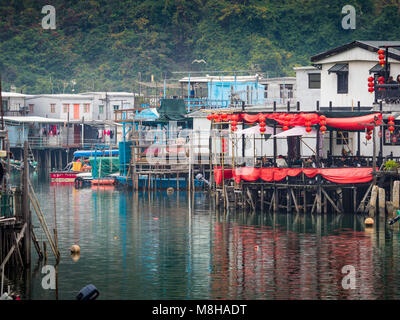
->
74 150 119 158
214 167 375 184
157 99 187 121
89 156 120 179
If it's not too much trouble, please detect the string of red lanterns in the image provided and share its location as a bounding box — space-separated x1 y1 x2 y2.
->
367 76 374 93
319 115 327 134
388 115 395 133
378 48 385 67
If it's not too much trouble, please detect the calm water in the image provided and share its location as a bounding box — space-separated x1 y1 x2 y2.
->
11 173 400 299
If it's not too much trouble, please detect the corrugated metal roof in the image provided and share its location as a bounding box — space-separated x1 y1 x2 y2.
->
328 63 349 73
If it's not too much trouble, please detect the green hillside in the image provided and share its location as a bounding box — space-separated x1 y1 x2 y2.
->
1 0 400 93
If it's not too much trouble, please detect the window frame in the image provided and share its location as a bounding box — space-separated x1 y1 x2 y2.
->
308 73 321 89
50 103 56 113
337 72 348 94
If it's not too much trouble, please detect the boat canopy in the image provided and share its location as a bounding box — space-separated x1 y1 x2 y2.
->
73 150 119 158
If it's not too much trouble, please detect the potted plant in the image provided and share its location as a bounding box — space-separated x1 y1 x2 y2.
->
384 160 400 172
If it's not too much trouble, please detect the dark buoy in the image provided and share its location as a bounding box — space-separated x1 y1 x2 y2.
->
76 284 99 300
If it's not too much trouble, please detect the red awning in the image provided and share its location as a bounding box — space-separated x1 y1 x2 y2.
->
214 167 375 184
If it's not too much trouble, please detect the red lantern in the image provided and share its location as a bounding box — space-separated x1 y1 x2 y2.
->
305 121 311 127
379 54 385 60
389 126 395 133
368 76 374 82
207 114 213 121
320 125 327 132
319 115 326 120
283 126 289 131
368 87 374 93
380 59 385 66
231 126 237 132
378 76 385 82
259 127 266 134
259 122 266 128
378 49 385 55
231 120 238 126
305 127 312 133
320 120 326 126
231 114 239 122
221 113 228 121
259 114 266 122
388 115 395 122
366 134 371 141
368 82 374 88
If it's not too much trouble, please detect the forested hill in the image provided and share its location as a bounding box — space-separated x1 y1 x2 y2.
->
1 0 400 93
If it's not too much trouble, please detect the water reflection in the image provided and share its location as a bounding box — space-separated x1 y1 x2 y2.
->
22 176 400 299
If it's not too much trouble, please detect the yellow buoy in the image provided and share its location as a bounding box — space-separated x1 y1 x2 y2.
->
365 217 374 227
70 244 81 253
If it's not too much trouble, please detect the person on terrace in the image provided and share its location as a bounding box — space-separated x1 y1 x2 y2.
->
276 155 288 168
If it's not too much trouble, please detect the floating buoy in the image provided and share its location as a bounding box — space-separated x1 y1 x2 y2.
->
365 217 374 227
70 244 80 253
167 187 174 195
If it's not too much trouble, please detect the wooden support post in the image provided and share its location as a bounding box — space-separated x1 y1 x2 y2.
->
393 180 400 217
316 186 322 214
369 185 379 217
260 186 264 213
321 188 342 214
303 189 307 213
378 187 386 217
23 142 31 266
291 188 300 214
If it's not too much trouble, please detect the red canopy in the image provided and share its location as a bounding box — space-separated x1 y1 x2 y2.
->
214 167 375 184
210 112 383 131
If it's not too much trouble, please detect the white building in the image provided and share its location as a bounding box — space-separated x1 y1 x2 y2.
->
310 40 400 108
293 66 321 111
1 92 32 116
258 77 296 107
80 92 136 121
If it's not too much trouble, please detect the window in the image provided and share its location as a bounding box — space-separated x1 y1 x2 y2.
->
99 105 104 114
337 72 348 94
264 84 268 98
308 73 321 89
83 103 90 113
63 104 69 113
280 84 293 99
29 104 34 113
50 103 56 113
336 131 349 145
113 105 119 110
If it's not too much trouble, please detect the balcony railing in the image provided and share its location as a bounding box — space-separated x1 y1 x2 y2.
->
375 84 400 103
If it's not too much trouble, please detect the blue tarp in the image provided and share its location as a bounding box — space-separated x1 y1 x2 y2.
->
74 150 119 158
